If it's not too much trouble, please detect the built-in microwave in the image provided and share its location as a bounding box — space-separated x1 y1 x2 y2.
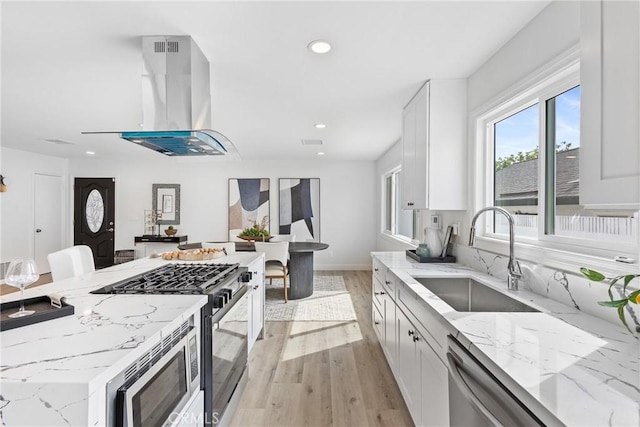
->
107 319 200 427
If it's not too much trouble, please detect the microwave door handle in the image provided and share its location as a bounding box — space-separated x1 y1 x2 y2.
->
446 352 504 427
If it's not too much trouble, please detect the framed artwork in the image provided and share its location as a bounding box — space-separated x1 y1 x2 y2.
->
228 178 270 239
279 178 320 242
152 183 180 225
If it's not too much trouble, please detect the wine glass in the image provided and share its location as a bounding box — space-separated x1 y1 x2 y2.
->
5 259 39 318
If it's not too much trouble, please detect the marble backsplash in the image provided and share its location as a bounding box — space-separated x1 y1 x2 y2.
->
453 244 640 335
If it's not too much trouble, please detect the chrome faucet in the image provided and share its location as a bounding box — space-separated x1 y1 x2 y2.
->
469 206 523 290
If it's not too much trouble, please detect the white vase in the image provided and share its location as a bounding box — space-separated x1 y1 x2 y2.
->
426 229 443 257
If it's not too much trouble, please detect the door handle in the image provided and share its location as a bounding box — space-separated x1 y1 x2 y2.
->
36 229 42 233
106 228 114 232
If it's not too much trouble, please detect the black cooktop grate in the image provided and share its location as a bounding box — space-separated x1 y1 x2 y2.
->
93 263 240 295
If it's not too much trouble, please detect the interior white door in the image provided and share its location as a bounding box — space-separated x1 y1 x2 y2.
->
34 174 64 273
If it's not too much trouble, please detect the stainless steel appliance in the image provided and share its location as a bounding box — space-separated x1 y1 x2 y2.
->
106 318 200 427
97 263 252 427
206 283 249 425
446 335 544 426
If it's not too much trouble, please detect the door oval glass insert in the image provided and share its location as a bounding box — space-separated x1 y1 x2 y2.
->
85 189 105 233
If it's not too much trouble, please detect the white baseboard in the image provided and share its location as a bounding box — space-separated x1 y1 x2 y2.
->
314 264 372 271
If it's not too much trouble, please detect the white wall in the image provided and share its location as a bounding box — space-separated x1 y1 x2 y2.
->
68 156 376 270
0 147 70 262
423 1 580 252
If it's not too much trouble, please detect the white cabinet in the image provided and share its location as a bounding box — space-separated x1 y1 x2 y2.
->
395 306 449 427
396 307 421 419
419 335 449 427
371 262 397 371
247 255 265 352
401 79 467 210
580 0 640 206
371 256 449 426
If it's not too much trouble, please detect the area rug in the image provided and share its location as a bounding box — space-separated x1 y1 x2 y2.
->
265 275 356 321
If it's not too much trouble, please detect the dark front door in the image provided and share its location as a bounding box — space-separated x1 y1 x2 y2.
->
74 178 115 269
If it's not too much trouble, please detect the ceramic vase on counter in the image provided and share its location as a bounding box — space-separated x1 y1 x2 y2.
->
426 229 443 257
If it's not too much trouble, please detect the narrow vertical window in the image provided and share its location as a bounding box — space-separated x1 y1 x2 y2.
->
493 103 540 237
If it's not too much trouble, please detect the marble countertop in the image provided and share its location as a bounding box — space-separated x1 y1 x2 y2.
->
372 251 639 427
0 252 260 426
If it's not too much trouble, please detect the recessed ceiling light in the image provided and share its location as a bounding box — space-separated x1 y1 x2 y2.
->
317 151 325 156
308 40 331 54
314 123 326 129
86 151 95 155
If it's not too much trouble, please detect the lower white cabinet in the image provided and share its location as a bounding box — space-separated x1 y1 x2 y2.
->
247 256 265 352
372 258 449 426
396 307 421 418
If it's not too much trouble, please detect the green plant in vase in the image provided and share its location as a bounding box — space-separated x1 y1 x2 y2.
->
580 267 640 334
238 217 271 241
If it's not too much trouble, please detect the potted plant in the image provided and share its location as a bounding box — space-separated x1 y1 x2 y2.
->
165 225 178 236
580 267 640 334
238 218 271 241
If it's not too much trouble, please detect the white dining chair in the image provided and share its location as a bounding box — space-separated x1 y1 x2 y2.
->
254 241 289 302
47 245 96 281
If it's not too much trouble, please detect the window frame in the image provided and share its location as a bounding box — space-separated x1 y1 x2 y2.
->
381 166 418 244
473 50 639 274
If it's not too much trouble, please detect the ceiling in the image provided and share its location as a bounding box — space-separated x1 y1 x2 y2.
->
1 1 550 162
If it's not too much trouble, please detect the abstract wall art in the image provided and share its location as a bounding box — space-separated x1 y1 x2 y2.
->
279 178 320 242
228 178 270 239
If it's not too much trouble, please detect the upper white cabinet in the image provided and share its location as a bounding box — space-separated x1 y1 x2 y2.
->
580 0 640 207
401 79 467 210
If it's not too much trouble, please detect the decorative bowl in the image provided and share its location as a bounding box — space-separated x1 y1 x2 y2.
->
165 229 178 236
237 235 272 242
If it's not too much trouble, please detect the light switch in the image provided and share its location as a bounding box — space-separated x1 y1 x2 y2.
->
430 214 442 230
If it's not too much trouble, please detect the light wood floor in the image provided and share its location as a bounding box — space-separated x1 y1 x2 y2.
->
230 270 414 427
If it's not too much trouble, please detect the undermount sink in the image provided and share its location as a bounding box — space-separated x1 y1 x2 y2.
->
414 277 539 313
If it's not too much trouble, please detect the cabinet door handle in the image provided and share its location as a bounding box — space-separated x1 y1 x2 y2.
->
380 291 385 295
374 268 379 272
385 280 391 285
375 321 380 325
413 335 420 343
408 330 415 336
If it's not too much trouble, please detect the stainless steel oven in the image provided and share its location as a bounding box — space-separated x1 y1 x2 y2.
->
204 284 249 425
107 318 200 427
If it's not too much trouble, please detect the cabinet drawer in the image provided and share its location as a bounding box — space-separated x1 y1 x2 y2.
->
372 304 384 344
397 280 448 356
380 272 395 297
372 276 384 311
372 258 386 284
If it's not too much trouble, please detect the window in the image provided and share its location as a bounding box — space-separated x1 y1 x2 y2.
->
383 168 417 241
482 65 638 254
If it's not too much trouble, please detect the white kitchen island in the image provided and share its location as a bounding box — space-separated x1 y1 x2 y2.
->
0 252 262 426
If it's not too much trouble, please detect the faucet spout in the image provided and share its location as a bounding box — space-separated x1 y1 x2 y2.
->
469 206 523 290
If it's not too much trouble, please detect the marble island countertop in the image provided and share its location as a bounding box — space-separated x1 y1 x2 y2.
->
0 252 260 426
372 251 639 427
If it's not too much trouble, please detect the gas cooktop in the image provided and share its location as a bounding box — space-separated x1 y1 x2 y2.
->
91 263 242 295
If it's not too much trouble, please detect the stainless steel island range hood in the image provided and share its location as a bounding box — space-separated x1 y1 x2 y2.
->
86 36 237 157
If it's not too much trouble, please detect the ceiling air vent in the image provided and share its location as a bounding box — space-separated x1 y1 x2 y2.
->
301 139 323 146
44 139 74 145
167 41 179 53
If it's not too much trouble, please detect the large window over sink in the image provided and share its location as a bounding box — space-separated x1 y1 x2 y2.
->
480 61 639 258
383 167 417 242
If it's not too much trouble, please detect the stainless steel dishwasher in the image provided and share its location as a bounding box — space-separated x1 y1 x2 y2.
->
446 335 545 426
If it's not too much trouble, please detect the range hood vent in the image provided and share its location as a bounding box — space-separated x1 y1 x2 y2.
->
84 36 237 157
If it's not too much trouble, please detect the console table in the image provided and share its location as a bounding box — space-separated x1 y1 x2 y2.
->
134 235 188 257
